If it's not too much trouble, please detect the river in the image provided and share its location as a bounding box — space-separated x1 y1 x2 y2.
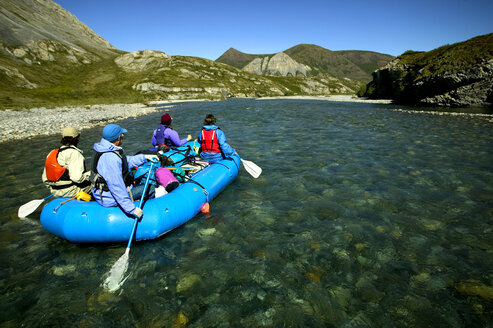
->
0 98 492 327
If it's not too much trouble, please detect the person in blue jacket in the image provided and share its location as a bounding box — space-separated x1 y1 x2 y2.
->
91 124 157 218
197 113 236 163
151 113 191 150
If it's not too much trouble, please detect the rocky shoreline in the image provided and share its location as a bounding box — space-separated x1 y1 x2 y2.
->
5 95 489 144
0 97 394 144
0 103 158 143
257 95 394 103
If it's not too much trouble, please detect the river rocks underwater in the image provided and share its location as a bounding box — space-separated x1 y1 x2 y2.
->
0 99 492 327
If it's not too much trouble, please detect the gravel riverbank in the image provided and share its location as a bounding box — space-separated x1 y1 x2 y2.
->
257 95 394 103
0 96 393 144
0 103 158 143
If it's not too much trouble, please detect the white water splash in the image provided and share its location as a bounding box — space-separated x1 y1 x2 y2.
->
102 248 130 293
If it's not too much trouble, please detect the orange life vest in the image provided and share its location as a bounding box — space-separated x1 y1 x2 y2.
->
45 148 69 182
200 129 221 153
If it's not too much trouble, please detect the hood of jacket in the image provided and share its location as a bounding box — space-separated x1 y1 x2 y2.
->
202 124 218 131
93 138 122 153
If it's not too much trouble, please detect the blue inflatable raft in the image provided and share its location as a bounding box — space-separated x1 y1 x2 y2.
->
40 150 241 243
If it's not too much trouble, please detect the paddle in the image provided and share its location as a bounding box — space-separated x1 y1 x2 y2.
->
18 194 53 219
240 158 262 178
103 162 155 292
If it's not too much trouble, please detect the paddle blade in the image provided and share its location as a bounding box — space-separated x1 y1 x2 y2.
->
18 199 45 219
102 248 130 293
241 159 262 178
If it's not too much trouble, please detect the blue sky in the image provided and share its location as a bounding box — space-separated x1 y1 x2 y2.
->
54 0 493 60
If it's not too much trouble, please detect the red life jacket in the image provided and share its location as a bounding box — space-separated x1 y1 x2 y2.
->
200 128 221 153
45 148 70 182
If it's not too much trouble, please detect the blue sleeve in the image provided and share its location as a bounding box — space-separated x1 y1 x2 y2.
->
151 129 157 146
217 130 235 157
167 129 188 146
126 154 147 168
98 153 135 215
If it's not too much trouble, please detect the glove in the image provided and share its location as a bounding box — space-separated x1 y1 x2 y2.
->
145 154 159 163
76 190 92 201
187 134 192 141
133 207 143 219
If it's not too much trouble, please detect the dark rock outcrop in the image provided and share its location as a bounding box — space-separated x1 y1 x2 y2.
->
364 33 493 107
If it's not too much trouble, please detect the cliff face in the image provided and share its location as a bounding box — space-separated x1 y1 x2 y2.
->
364 33 493 107
0 0 116 53
242 52 311 77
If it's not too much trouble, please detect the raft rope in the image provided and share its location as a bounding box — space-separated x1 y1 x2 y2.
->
163 145 194 166
184 176 209 203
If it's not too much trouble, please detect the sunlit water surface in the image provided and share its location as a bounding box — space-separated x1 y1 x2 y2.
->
1 99 492 327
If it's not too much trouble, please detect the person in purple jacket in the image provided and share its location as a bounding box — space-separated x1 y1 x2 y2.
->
91 124 157 219
151 113 191 151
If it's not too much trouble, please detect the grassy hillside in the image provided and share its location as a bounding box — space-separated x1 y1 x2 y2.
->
0 0 364 110
337 50 394 77
284 44 393 81
0 43 138 108
216 44 394 81
363 33 493 107
396 33 493 77
0 43 364 109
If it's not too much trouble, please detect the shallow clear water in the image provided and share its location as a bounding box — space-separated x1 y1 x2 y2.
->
1 99 492 327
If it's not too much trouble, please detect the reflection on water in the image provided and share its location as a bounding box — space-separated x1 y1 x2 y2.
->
1 99 492 327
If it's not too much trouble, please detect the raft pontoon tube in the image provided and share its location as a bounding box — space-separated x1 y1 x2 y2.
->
40 153 240 243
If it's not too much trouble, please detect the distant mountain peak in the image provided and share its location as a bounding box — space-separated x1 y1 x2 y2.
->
0 0 116 54
216 44 394 81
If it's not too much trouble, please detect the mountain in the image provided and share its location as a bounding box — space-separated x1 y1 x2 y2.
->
0 0 124 106
0 0 365 109
363 33 493 107
215 48 261 70
216 45 394 81
242 52 312 77
0 0 117 54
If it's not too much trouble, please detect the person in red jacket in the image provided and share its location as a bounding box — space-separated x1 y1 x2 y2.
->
197 114 236 163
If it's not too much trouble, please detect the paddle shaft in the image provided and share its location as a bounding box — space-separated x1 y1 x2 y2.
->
43 194 54 201
126 162 154 249
167 167 197 171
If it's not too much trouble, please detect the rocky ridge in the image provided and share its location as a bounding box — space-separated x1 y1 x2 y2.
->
217 45 394 81
112 50 359 100
364 33 493 107
368 57 493 107
1 39 101 66
0 0 369 108
0 0 116 53
242 52 311 77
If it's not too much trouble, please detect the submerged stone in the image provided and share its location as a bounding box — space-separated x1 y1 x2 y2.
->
52 264 76 276
176 273 201 293
455 280 493 301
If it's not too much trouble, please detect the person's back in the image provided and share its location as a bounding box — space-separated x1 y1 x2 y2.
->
42 126 91 198
151 113 191 150
91 123 157 219
198 114 236 163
